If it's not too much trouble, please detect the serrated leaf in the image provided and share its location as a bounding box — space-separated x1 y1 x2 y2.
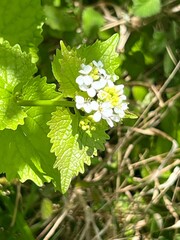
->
0 89 26 130
79 116 109 155
0 128 51 185
0 76 61 189
0 41 36 88
48 108 109 193
48 108 91 193
133 0 161 18
0 0 44 61
0 41 36 130
77 34 120 75
52 42 82 98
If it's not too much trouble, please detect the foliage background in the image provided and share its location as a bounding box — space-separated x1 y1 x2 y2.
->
0 0 180 239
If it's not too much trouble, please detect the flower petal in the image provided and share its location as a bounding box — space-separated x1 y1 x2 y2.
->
105 117 114 127
93 111 101 122
90 101 99 110
83 103 92 113
107 80 114 87
75 95 84 104
79 64 92 74
79 84 89 92
92 60 103 68
76 75 84 85
92 79 106 90
87 88 96 97
99 68 106 76
84 76 93 85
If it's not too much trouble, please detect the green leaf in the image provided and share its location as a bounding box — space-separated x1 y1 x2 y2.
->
48 108 91 193
0 128 52 185
0 0 44 61
0 41 36 130
0 41 36 89
48 108 109 193
0 90 26 130
133 0 161 18
79 116 109 155
82 7 104 38
52 42 82 98
77 34 120 75
0 76 61 189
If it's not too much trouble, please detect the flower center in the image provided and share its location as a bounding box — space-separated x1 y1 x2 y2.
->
89 67 99 80
98 86 120 107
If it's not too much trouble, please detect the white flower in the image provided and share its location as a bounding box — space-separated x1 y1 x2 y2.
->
113 74 119 81
87 87 96 97
90 101 99 111
76 75 95 96
115 84 125 96
75 96 99 113
105 117 114 127
76 75 93 86
75 95 85 110
92 60 104 69
86 77 110 97
79 64 92 74
92 60 109 79
107 79 115 87
76 60 117 98
98 68 107 76
114 101 128 115
100 72 115 87
111 114 121 123
93 102 114 126
75 59 128 128
114 110 125 119
119 95 127 101
121 102 128 110
91 78 107 90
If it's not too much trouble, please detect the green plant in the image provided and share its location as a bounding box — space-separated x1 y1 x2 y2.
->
0 0 136 194
1 0 180 239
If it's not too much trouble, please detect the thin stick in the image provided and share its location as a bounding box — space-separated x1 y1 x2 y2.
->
43 209 69 240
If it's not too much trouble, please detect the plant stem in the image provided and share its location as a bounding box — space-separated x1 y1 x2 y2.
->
17 100 75 107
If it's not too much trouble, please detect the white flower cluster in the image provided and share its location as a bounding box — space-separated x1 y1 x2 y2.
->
75 60 128 127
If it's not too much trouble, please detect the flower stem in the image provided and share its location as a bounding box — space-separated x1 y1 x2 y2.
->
17 99 75 107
